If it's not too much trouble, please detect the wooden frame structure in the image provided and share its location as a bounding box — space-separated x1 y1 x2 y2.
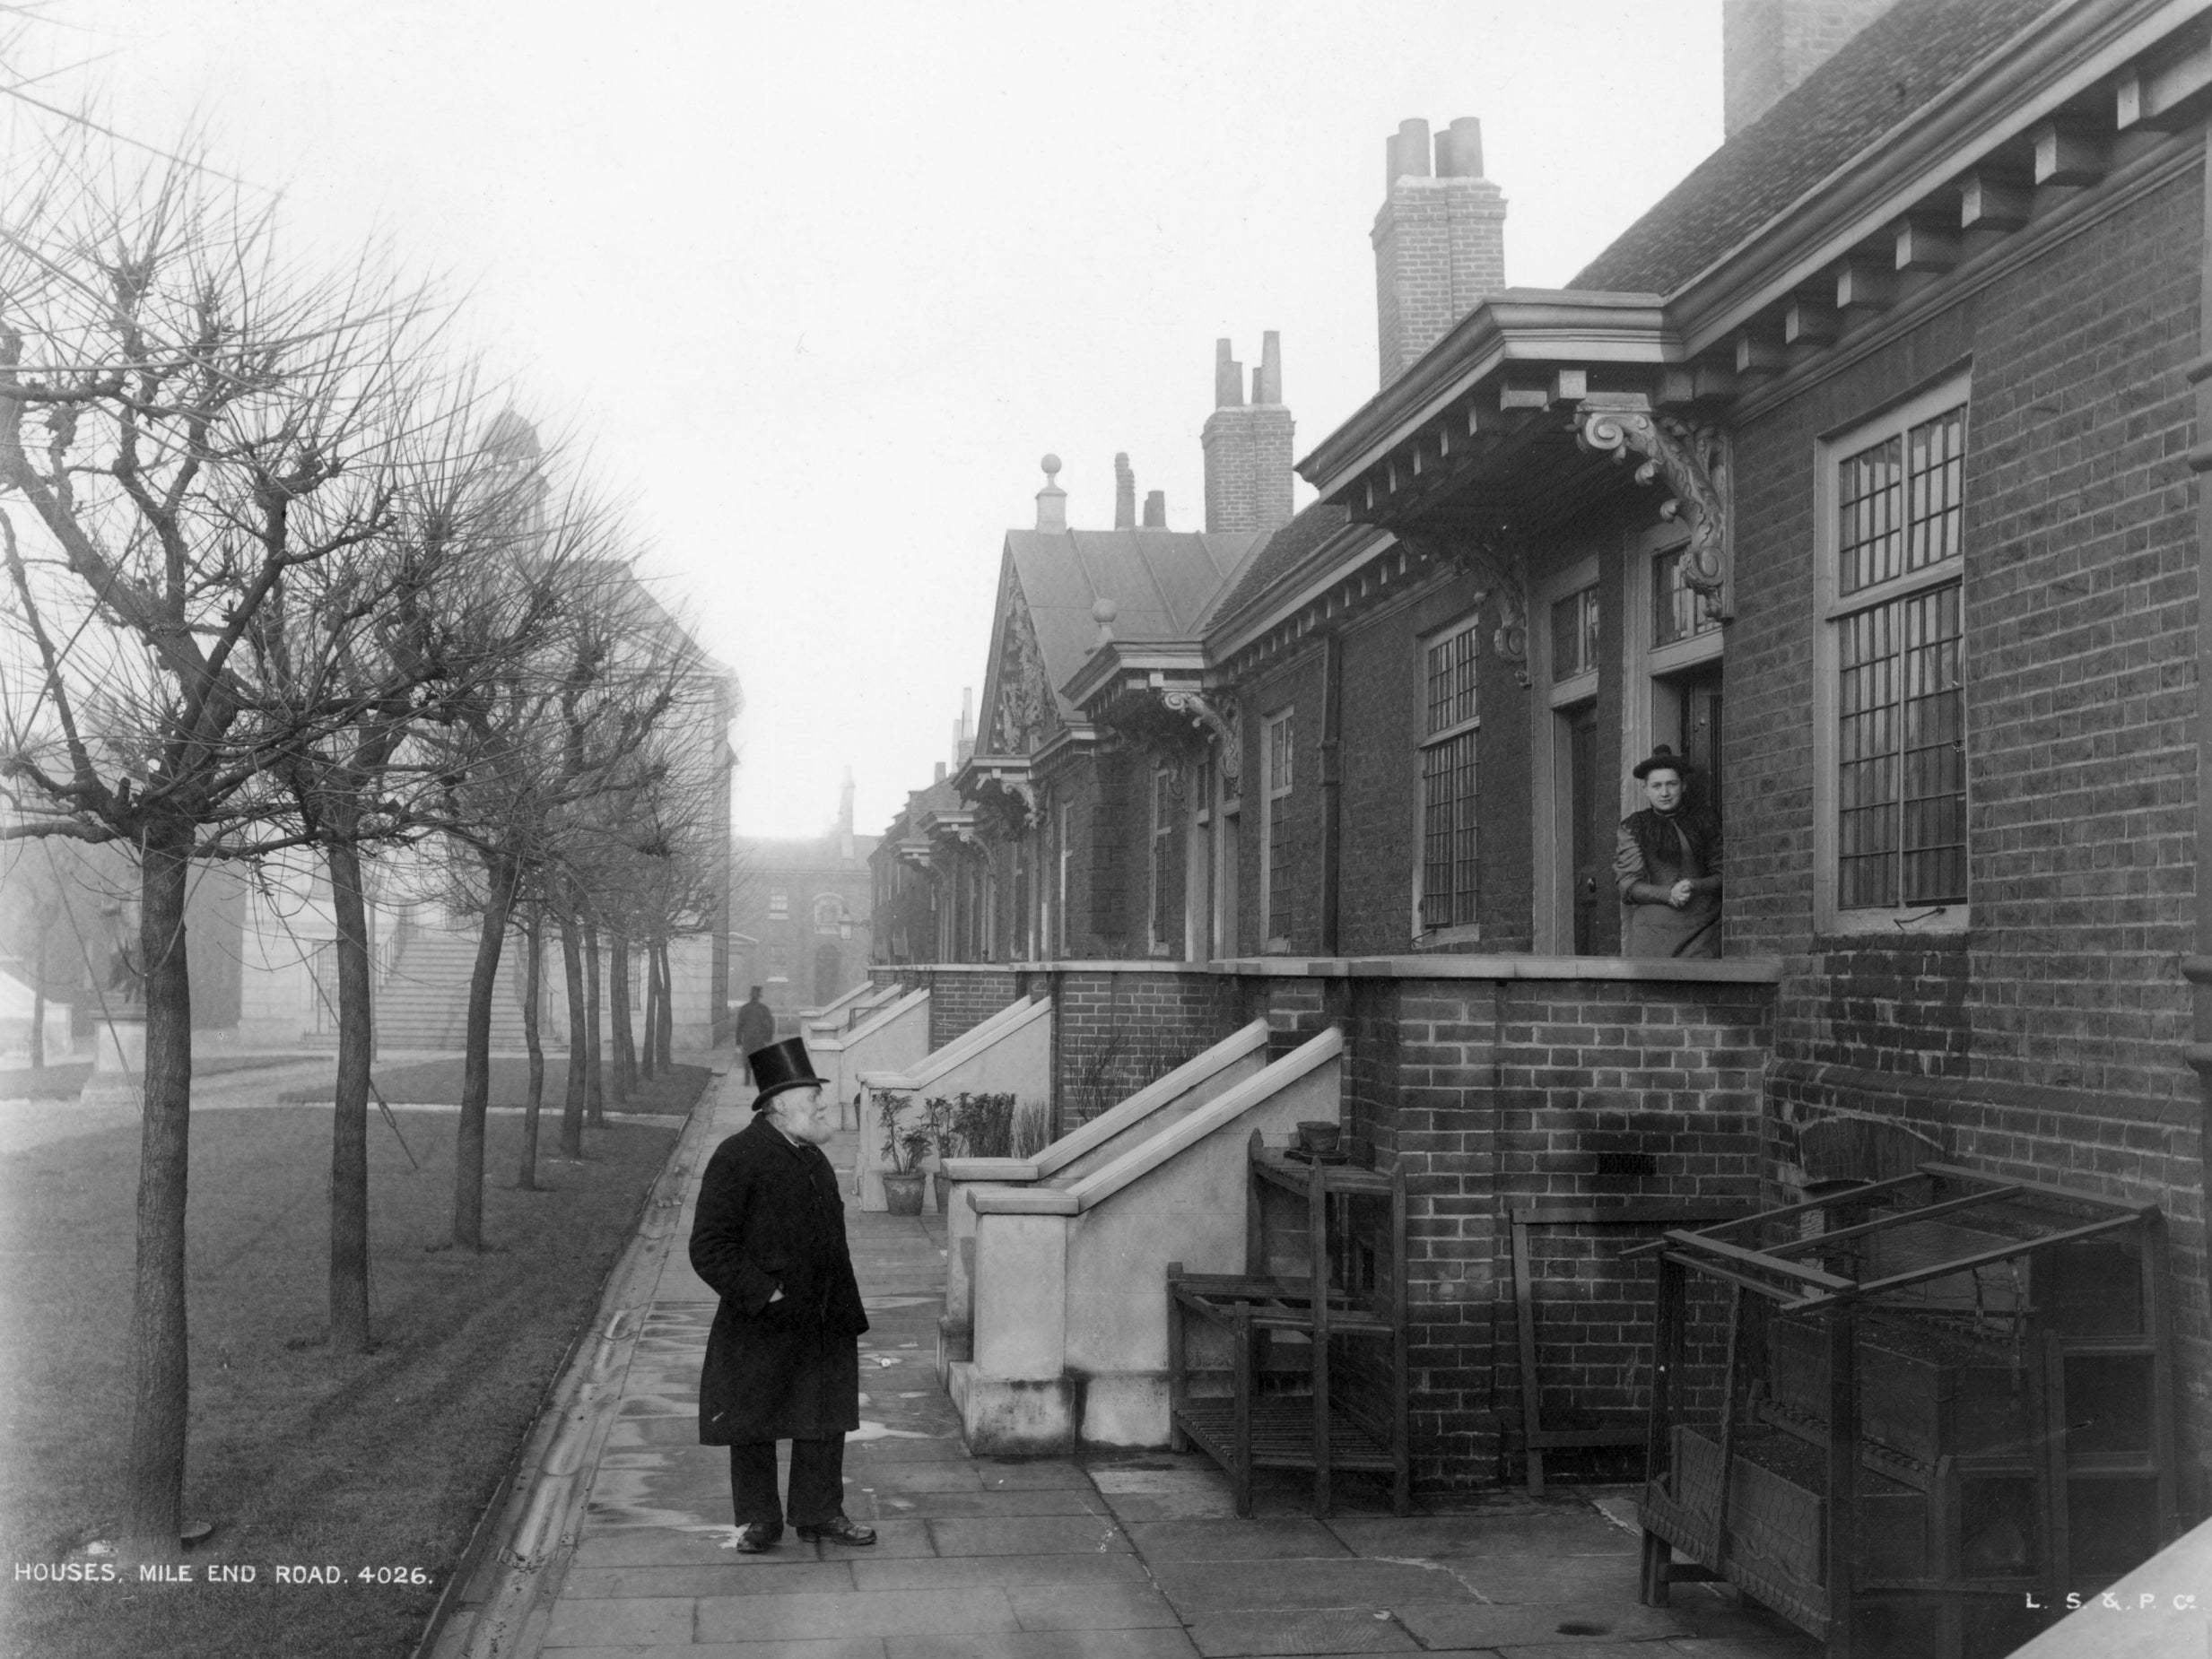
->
1634 1163 2176 1659
1165 1131 1409 1516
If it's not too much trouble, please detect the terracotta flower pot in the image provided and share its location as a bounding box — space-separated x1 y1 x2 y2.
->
1296 1120 1342 1156
882 1170 926 1216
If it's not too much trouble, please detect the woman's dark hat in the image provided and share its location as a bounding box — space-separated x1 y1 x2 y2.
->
1633 744 1691 780
747 1037 825 1108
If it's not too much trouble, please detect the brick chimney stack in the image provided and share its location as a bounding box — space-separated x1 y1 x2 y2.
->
1372 117 1506 387
1034 454 1067 532
1723 0 1897 135
1142 490 1166 528
1202 334 1294 534
1114 453 1136 529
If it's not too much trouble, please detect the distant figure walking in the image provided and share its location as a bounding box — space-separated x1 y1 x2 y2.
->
1615 745 1722 959
689 1037 876 1552
734 986 776 1082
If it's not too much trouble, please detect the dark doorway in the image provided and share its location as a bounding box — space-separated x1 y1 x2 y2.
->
1567 703 1602 954
813 943 841 1007
1674 664 1724 818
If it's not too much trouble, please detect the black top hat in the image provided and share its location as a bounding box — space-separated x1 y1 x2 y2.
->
1632 744 1691 781
747 1037 825 1109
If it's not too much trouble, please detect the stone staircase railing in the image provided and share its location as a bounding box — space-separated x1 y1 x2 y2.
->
947 1024 1343 1455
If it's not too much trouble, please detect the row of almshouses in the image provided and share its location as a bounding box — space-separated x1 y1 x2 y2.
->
875 0 2212 1508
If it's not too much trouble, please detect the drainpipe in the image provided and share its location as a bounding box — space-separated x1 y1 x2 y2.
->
1319 634 1344 954
2185 125 2212 1512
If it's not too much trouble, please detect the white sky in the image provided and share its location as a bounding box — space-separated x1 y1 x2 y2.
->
33 2 1724 838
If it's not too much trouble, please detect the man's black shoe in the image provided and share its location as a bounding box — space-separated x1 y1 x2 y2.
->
732 1522 783 1553
796 1515 876 1546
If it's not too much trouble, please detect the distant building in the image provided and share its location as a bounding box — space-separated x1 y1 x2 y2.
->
732 770 877 1027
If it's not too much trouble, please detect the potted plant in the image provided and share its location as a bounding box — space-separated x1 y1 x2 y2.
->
877 1092 929 1216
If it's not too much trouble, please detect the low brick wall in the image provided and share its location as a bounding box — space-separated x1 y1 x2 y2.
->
872 952 1780 1492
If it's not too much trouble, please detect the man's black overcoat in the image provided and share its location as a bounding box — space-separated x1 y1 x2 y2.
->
689 1112 868 1445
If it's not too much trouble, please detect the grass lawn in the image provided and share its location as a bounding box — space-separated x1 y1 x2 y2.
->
0 1072 706 1658
279 1057 710 1114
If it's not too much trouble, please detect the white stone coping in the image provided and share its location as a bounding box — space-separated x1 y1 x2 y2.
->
812 986 927 1053
799 982 878 1023
888 955 1781 984
939 1017 1271 1186
968 1025 1343 1219
856 995 1049 1093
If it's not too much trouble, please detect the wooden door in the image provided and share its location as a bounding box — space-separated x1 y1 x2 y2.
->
1567 705 1602 954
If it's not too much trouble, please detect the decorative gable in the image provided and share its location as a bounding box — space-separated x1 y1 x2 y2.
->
985 562 1056 757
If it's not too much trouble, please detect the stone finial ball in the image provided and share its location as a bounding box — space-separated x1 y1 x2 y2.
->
1041 454 1061 478
1092 598 1118 625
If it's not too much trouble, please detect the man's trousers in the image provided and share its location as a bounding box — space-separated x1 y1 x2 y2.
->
728 1435 844 1527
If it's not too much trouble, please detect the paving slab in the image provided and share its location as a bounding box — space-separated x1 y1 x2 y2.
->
851 1553 1153 1592
883 1633 1197 1659
1184 1605 1419 1655
873 1486 1110 1519
694 1585 1022 1641
927 1514 1134 1556
1393 1599 1702 1647
1007 1583 1185 1630
560 1562 859 1599
1444 1551 1655 1604
1327 1512 1640 1558
542 1594 698 1647
1127 1519 1352 1562
1149 1557 1474 1613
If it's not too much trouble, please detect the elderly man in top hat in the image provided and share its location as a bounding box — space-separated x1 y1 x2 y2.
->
688 1035 876 1551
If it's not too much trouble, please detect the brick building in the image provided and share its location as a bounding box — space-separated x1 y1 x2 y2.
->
731 770 876 1028
876 0 2212 1526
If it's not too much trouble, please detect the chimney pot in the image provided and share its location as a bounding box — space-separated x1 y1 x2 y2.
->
1113 452 1136 529
1387 117 1433 188
1034 453 1067 532
1142 490 1166 527
1214 339 1244 408
1437 116 1484 178
1256 331 1283 404
934 761 946 783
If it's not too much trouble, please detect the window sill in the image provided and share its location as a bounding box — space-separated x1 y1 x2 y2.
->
1413 924 1485 950
1818 905 1969 938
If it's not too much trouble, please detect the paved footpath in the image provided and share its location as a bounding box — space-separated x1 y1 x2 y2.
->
505 1081 1818 1659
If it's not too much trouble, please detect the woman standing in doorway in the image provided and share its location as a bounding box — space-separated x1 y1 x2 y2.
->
1614 746 1721 959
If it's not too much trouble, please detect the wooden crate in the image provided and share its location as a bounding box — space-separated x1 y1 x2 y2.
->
1669 1424 1928 1587
1767 1314 2031 1468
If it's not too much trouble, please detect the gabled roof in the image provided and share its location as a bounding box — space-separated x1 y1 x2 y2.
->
1005 527 1268 719
1572 0 2062 297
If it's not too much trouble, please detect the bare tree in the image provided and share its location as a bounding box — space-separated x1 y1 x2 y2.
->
0 137 451 1556
244 383 565 1350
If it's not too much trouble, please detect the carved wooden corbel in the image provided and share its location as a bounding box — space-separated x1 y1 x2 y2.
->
1400 532 1531 686
1575 395 1732 621
1159 689 1241 778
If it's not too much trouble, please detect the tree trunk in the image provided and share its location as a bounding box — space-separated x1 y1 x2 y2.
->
607 925 633 1107
654 939 675 1071
519 907 544 1191
454 852 517 1250
582 911 605 1128
558 896 588 1159
28 984 44 1070
123 814 192 1559
638 942 658 1082
326 836 373 1353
